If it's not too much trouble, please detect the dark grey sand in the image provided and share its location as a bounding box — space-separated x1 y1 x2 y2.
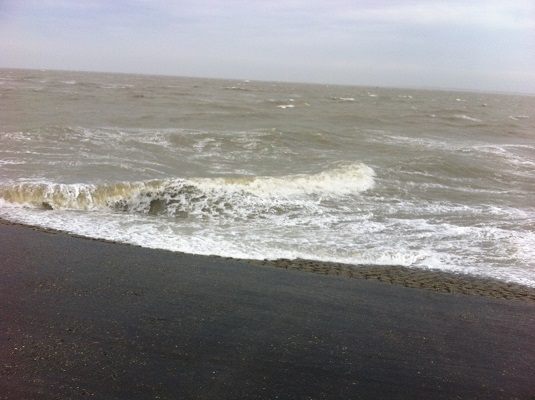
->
2 219 534 303
1 221 535 399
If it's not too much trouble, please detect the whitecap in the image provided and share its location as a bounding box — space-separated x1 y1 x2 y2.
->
455 114 482 122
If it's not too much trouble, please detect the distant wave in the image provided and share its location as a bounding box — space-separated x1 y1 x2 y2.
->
455 114 483 123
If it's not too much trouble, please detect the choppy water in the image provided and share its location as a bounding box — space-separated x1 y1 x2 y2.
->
1 69 534 286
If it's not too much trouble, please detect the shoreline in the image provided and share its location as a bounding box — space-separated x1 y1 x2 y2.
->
1 217 534 303
2 220 535 398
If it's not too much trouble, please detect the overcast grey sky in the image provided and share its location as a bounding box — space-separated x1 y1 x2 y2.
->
1 0 534 93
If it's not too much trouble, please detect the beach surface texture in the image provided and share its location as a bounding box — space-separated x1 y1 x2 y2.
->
1 221 534 399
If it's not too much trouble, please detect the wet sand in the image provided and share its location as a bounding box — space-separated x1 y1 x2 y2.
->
1 221 535 399
2 218 534 303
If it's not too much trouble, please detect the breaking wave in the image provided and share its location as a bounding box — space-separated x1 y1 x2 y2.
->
0 163 375 218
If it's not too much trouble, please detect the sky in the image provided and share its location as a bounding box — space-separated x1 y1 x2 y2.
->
1 0 534 93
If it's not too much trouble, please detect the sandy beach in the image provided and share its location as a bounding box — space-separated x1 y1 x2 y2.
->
1 221 535 399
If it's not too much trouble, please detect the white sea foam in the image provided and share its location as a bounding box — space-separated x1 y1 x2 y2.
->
372 133 535 171
3 195 533 287
100 84 134 89
456 114 482 122
0 160 25 166
196 163 375 198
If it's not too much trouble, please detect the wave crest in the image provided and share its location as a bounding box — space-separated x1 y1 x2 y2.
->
0 163 375 217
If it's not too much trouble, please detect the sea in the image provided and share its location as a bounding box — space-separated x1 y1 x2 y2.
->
1 69 534 286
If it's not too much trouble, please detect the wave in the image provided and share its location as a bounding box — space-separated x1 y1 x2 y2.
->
0 163 375 217
455 114 483 123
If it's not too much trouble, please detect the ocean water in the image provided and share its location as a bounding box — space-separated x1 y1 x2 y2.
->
1 69 534 286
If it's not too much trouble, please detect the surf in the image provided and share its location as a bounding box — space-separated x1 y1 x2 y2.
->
0 162 375 218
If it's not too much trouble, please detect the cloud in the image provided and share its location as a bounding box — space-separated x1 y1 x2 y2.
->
337 1 535 30
1 0 534 92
